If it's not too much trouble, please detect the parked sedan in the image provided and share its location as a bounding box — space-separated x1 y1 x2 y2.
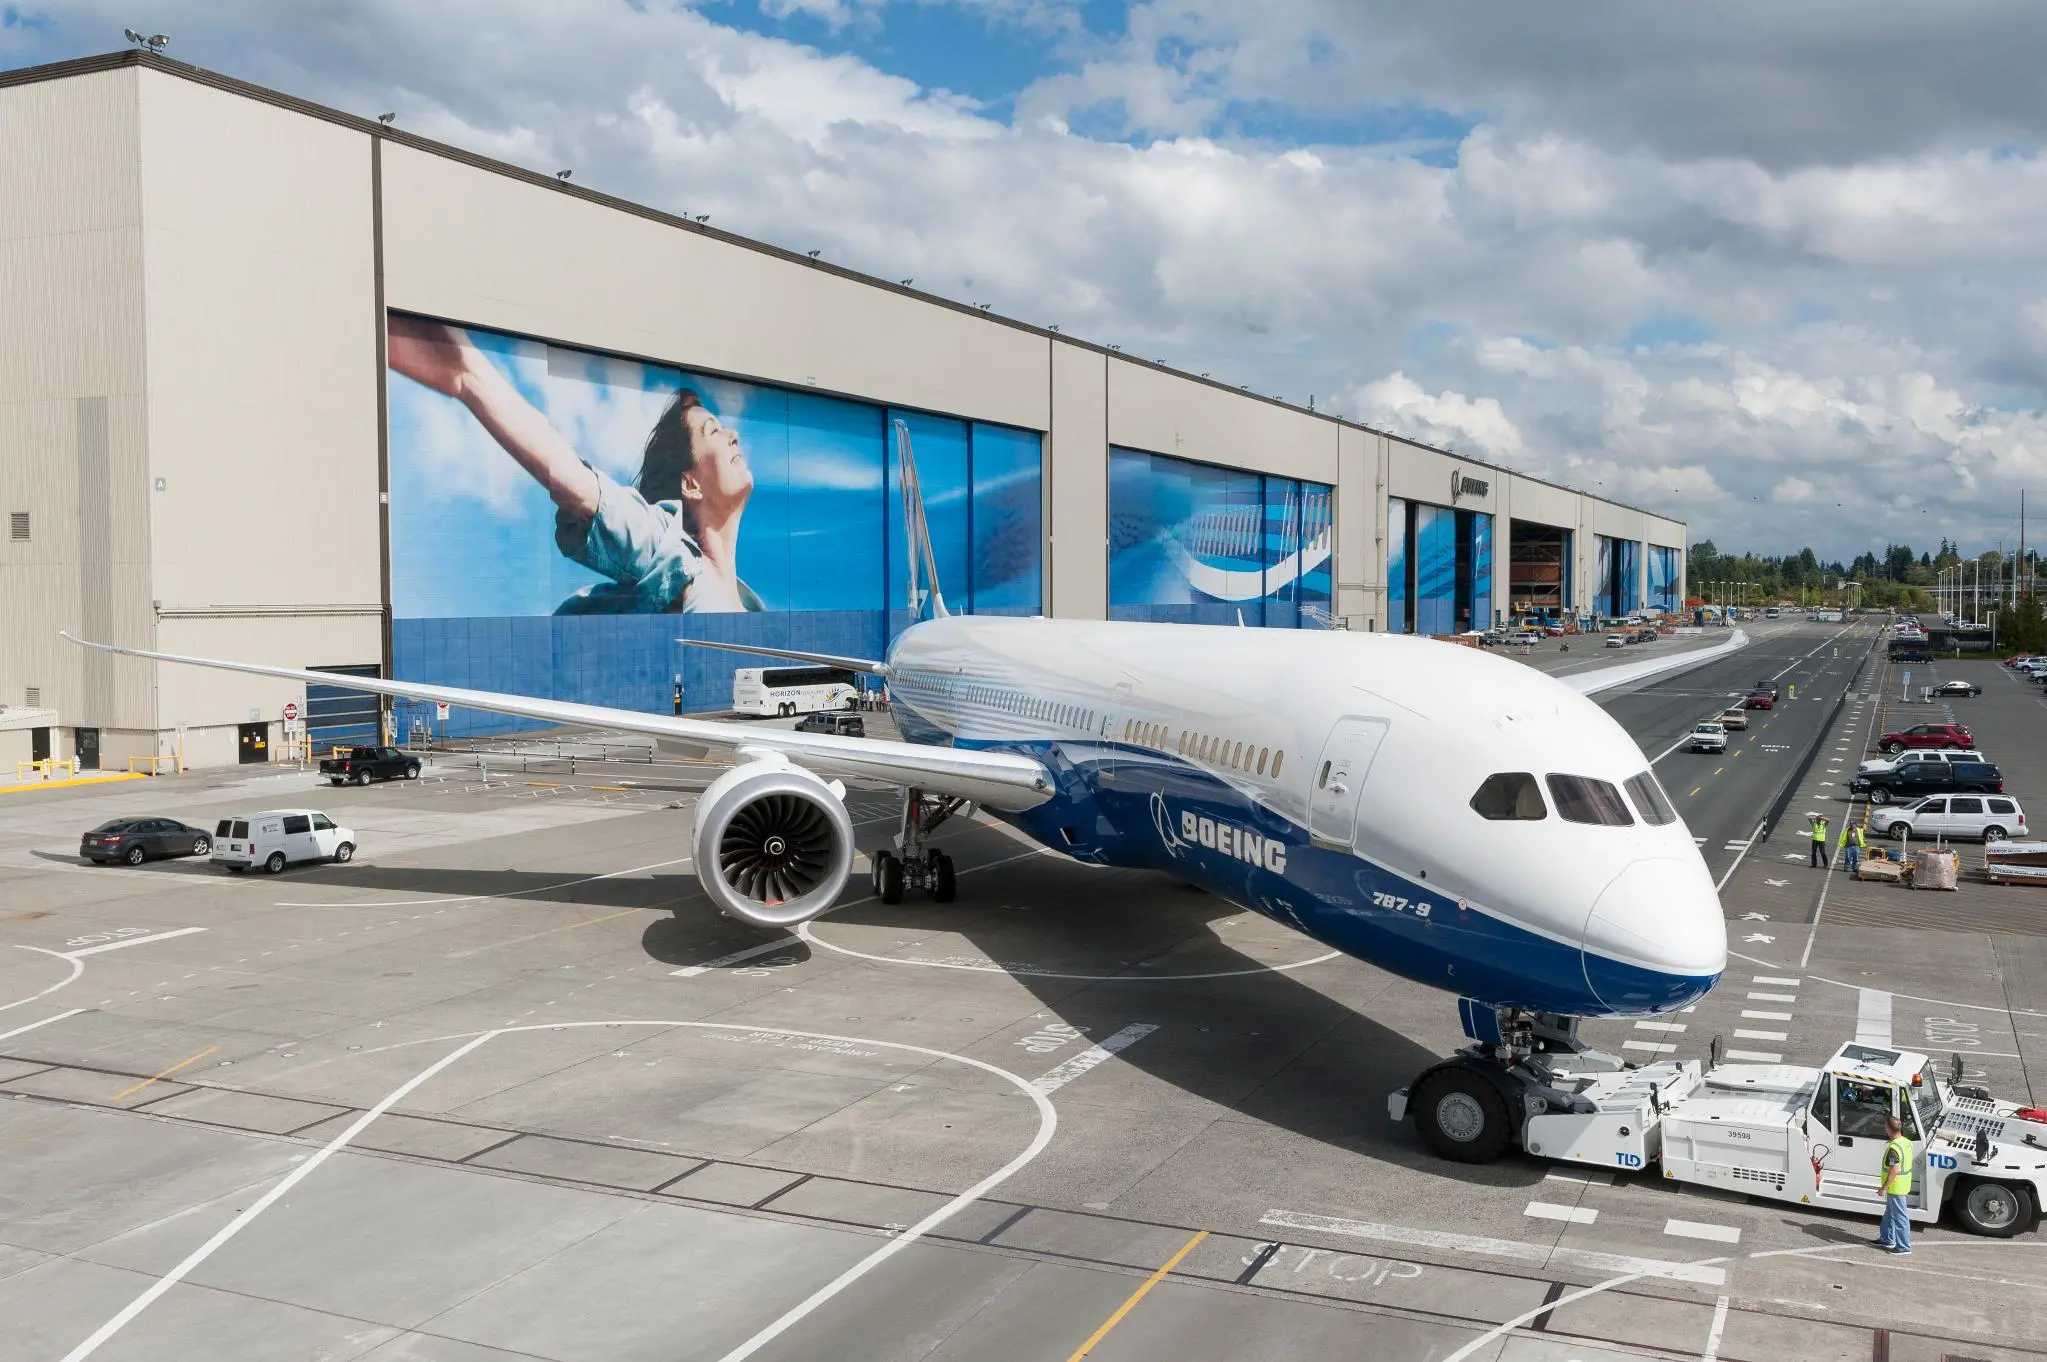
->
1933 679 1983 698
80 817 213 866
1877 722 1974 754
1867 794 2027 844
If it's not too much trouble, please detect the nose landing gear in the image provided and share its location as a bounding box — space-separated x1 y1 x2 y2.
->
870 787 966 904
1390 1006 1622 1164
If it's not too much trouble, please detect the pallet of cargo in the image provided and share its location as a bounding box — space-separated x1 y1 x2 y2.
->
1984 840 2047 886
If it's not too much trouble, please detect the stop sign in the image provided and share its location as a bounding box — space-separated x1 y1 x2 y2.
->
282 702 299 722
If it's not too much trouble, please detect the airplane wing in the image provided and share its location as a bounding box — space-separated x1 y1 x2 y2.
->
62 634 1050 810
677 637 887 676
1562 629 1750 697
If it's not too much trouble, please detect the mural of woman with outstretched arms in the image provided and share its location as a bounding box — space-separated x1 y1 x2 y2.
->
387 316 762 614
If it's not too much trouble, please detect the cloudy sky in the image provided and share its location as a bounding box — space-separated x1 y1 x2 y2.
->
9 0 2047 560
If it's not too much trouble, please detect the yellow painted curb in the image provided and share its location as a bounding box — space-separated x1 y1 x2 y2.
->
0 771 151 795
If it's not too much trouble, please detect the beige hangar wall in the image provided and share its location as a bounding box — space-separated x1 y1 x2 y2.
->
0 67 153 747
134 69 383 766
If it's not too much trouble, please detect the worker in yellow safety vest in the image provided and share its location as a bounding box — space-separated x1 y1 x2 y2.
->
1842 821 1865 878
1808 813 1830 869
1878 1115 1913 1254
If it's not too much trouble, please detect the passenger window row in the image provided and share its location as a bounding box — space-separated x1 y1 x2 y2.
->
1469 770 1677 827
958 681 1094 731
1118 718 1285 779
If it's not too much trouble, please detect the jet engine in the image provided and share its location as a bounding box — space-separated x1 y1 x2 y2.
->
691 759 855 929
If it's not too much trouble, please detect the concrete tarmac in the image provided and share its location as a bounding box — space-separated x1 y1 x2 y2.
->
2 620 2043 1362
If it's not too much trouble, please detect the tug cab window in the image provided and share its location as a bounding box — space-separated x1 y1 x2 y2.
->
1545 775 1634 826
1623 772 1678 826
1470 773 1547 821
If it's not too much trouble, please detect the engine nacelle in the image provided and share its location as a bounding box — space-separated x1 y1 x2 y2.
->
691 759 855 929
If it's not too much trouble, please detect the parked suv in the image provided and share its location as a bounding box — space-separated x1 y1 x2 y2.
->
1867 794 2027 844
1877 722 1973 755
1688 721 1728 753
1857 748 1986 777
1851 760 2004 805
792 713 866 737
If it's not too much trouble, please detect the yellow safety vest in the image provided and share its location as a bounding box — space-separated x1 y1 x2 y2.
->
1883 1135 1914 1196
1811 822 1828 843
1848 826 1865 849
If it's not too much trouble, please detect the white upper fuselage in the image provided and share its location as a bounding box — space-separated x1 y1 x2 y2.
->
884 615 1728 1017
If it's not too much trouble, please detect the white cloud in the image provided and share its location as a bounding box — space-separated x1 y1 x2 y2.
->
9 0 2047 558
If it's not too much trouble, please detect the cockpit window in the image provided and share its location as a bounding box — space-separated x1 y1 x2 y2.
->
1623 771 1678 826
1470 773 1547 821
1546 775 1634 827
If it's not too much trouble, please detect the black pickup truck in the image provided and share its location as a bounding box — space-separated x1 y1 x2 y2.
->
1850 760 2004 805
319 745 422 786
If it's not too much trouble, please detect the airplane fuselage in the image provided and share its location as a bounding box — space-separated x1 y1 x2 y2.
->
884 615 1727 1018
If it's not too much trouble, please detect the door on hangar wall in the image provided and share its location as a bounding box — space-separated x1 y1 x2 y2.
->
237 722 269 764
72 726 100 770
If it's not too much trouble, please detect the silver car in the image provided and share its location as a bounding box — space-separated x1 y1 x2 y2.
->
1867 795 2027 844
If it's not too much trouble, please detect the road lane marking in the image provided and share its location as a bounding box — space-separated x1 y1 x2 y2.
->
112 1045 219 1101
59 1019 1059 1362
1701 1293 1731 1362
1856 988 1893 1047
1733 1029 1788 1041
1543 1169 1613 1186
1623 1040 1676 1054
64 927 207 959
1063 1229 1208 1361
1752 975 1801 985
1033 1023 1159 1094
1257 1210 1724 1286
1746 991 1797 1002
1664 1220 1742 1244
1742 1010 1793 1021
1724 1049 1783 1062
0 1008 84 1043
1634 1021 1687 1032
1525 1202 1598 1225
671 937 798 977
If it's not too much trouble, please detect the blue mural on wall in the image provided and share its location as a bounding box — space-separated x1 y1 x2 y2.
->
1388 497 1492 634
386 314 1042 732
1647 544 1682 613
1108 447 1332 627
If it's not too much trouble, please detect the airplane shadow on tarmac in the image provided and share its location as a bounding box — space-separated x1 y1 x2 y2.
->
629 820 1554 1188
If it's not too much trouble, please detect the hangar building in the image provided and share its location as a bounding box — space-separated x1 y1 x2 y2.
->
0 51 1686 770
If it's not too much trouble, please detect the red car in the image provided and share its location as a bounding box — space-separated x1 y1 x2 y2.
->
1878 722 1974 755
1744 690 1774 709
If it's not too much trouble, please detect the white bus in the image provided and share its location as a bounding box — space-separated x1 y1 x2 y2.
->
732 666 859 718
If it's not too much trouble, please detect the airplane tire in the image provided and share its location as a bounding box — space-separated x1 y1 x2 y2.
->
931 852 956 903
1954 1179 2033 1237
875 851 904 905
1412 1065 1513 1164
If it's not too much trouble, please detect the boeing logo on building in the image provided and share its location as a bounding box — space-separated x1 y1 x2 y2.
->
1450 469 1490 502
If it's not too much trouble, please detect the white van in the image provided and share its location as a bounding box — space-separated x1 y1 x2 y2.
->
211 809 356 874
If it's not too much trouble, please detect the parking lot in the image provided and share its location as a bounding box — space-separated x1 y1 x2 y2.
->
3 619 2045 1362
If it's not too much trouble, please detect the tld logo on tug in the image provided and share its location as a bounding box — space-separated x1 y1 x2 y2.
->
1180 811 1287 872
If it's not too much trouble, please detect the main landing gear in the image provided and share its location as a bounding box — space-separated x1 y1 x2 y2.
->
869 787 965 905
1391 1005 1621 1164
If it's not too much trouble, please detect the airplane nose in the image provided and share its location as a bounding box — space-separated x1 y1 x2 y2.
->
1580 857 1728 1013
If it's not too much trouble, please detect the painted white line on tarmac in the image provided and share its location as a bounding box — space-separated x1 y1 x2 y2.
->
1701 1293 1731 1362
1634 1021 1686 1032
1751 975 1801 986
0 946 84 1013
1742 1010 1792 1021
1524 1202 1597 1225
1258 1210 1725 1286
57 1018 1058 1362
1727 951 2047 1019
1856 988 1894 1047
0 1008 85 1043
1746 991 1797 1002
1714 820 1767 892
1032 1023 1158 1094
64 927 207 958
1724 1048 1783 1062
1733 1029 1788 1041
1622 1040 1676 1054
672 938 799 977
1665 1220 1741 1244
